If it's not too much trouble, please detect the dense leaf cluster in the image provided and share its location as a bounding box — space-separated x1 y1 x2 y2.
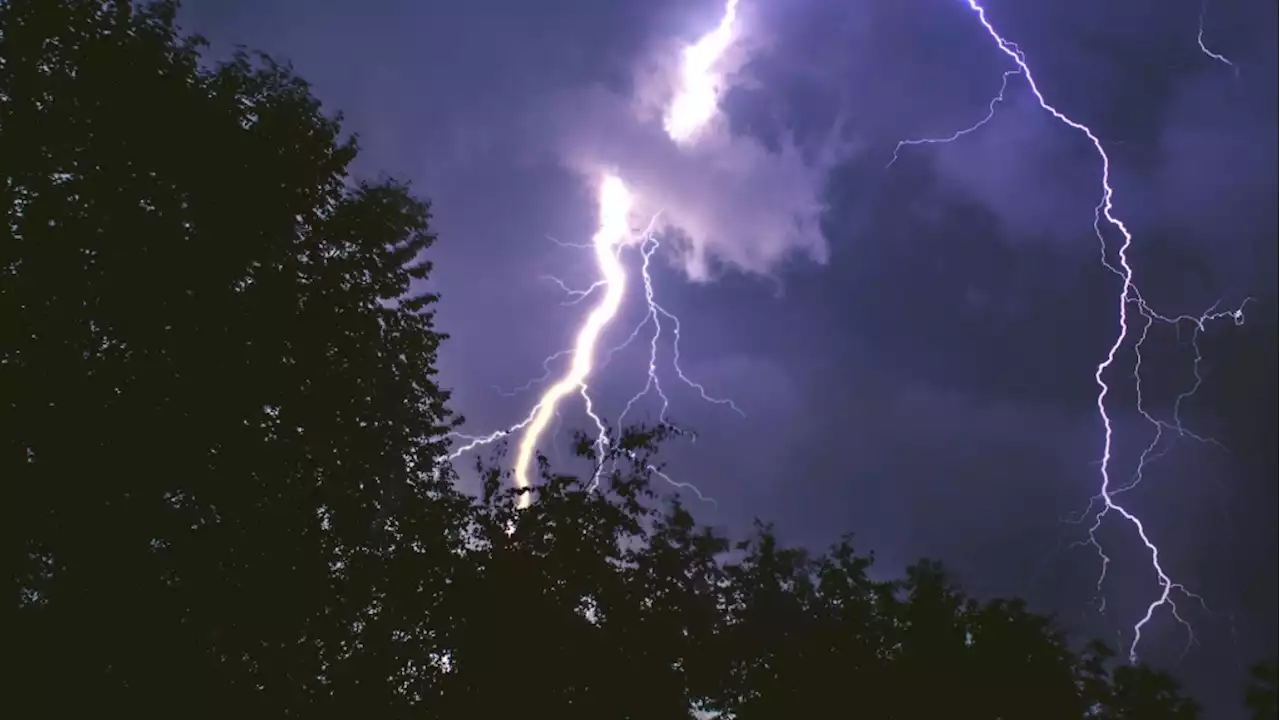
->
3 2 1273 718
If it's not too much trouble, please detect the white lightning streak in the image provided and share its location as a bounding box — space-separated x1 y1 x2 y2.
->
951 0 1249 662
1196 0 1238 74
890 1 1250 663
504 176 635 509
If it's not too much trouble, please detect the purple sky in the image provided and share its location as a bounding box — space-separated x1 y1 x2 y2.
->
182 0 1276 714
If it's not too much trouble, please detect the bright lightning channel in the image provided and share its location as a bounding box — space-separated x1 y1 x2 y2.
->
449 0 745 509
889 0 1249 664
502 175 631 510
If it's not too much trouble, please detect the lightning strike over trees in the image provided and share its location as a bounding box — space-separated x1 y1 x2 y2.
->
5 0 1274 712
9 0 1274 716
457 0 1255 673
507 175 634 509
449 0 746 506
448 0 1259 670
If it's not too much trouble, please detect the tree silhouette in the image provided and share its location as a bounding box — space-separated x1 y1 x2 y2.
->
4 3 1262 719
4 1 459 715
448 435 1212 719
1245 659 1278 719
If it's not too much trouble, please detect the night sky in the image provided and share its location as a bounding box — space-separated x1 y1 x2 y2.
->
182 0 1276 715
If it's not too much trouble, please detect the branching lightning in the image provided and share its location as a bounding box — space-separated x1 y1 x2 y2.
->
447 0 1247 666
448 0 747 509
887 69 1019 168
458 175 633 510
1112 301 1248 500
889 0 1247 663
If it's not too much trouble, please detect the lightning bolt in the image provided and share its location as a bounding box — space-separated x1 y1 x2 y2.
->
616 232 746 430
448 0 746 509
477 174 632 510
1196 0 1238 75
894 2 1248 663
919 0 1247 664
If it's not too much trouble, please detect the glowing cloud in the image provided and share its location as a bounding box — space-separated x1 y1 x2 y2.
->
546 0 843 282
665 0 741 144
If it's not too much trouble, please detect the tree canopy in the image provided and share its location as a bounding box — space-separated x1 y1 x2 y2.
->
3 2 1269 718
5 1 457 715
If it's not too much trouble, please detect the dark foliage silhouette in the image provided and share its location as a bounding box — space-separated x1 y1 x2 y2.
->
435 427 1211 719
4 1 459 715
4 3 1264 718
1244 659 1278 719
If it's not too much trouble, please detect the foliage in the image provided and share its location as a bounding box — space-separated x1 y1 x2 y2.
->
423 426 1210 719
4 1 459 715
1245 659 1278 720
3 3 1259 719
